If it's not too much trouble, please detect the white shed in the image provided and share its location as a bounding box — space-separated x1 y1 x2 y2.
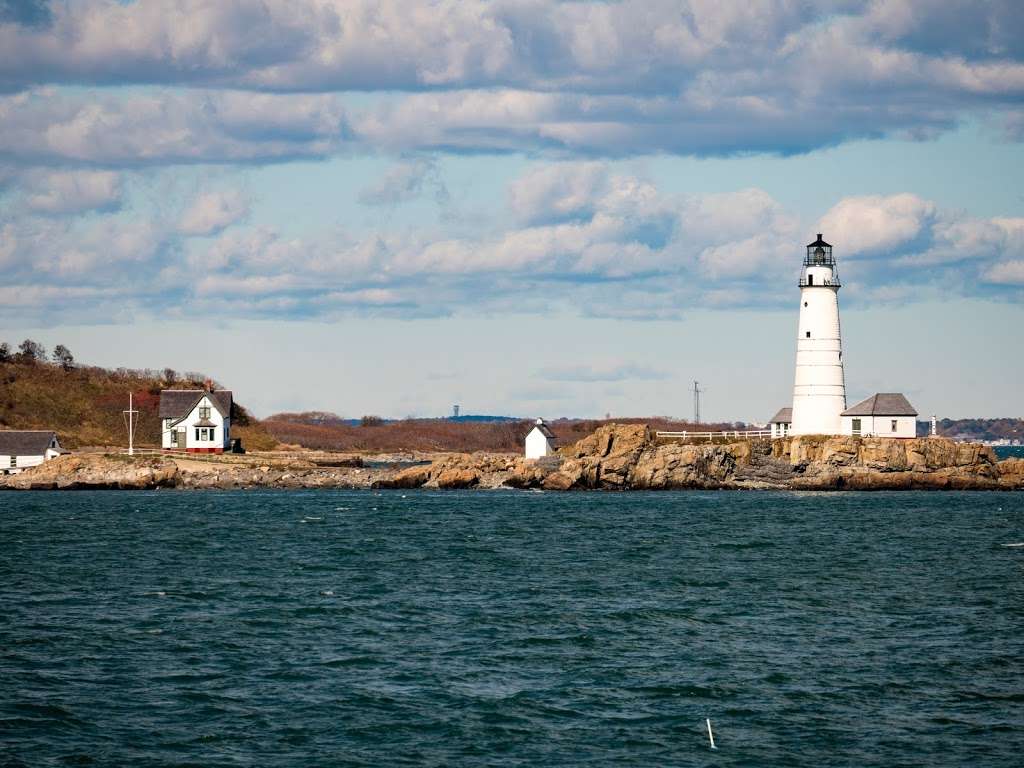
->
841 393 918 438
768 407 793 439
159 389 233 453
0 431 66 474
525 418 557 459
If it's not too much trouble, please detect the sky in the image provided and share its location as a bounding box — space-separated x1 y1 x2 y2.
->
1 0 1022 421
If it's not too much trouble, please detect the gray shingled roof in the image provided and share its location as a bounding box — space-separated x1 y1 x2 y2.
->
0 430 59 455
769 407 792 424
531 420 556 439
159 390 233 419
841 393 917 417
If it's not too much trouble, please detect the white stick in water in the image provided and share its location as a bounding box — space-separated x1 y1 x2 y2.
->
706 718 717 749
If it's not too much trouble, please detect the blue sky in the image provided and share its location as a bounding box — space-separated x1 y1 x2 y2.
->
1 1 1022 420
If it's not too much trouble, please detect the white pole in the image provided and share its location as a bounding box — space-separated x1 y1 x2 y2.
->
128 392 134 456
123 392 139 456
706 718 717 750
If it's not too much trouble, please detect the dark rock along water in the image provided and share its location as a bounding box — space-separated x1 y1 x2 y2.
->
2 489 1023 767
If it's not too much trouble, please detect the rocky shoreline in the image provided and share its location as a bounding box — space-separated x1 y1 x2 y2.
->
2 425 1022 491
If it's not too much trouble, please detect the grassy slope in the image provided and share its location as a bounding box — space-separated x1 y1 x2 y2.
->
0 361 277 449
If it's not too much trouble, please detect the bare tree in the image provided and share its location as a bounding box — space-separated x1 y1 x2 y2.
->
52 344 75 371
18 339 46 363
0 342 9 363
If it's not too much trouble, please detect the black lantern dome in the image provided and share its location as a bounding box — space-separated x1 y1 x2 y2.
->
799 233 840 287
804 233 834 267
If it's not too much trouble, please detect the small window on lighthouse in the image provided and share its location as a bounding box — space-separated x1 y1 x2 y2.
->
807 275 814 286
804 301 808 307
805 331 810 338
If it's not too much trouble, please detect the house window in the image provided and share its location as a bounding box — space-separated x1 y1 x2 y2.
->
198 406 211 419
194 427 215 442
852 418 862 435
891 419 898 432
9 456 15 468
170 430 178 446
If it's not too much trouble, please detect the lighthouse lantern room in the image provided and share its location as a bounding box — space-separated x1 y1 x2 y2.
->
789 234 847 435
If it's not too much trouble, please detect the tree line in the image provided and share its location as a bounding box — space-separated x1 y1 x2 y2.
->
0 340 216 387
0 339 75 370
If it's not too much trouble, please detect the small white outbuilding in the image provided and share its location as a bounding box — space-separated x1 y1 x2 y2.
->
768 407 793 439
525 418 557 459
0 430 66 474
840 393 918 438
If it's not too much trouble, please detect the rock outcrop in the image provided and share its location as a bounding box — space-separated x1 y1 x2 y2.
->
999 458 1024 489
388 427 1013 491
0 430 1018 492
0 455 181 490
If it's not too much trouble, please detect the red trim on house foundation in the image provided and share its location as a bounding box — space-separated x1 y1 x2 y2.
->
186 447 224 454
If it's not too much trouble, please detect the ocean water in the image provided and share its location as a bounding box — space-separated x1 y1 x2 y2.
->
994 446 1023 460
2 490 1023 767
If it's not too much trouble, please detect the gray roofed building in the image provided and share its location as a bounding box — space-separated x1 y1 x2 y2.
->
841 393 917 417
769 407 793 424
159 390 233 419
534 419 556 439
0 430 63 455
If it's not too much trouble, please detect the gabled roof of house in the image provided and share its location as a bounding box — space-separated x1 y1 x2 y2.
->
0 430 59 455
841 393 917 417
159 390 233 419
769 407 792 424
530 419 556 439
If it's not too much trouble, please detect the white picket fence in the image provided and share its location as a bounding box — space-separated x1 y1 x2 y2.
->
656 429 773 440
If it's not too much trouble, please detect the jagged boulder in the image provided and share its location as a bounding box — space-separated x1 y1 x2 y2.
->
377 464 432 489
998 458 1024 489
435 468 480 489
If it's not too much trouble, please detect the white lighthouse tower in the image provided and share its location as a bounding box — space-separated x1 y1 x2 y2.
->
790 234 846 435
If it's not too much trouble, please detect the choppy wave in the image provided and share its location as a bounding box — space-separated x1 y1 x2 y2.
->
1 489 1023 766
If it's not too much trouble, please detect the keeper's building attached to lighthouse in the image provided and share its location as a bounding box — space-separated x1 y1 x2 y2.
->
790 234 847 435
767 234 920 438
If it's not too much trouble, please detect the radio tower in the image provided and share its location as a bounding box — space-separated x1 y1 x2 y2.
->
693 381 703 425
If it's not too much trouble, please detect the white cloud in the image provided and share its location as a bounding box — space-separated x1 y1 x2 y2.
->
22 170 122 214
0 2 1022 163
0 162 1021 324
507 162 610 225
819 194 937 256
983 260 1024 285
358 158 446 206
178 189 249 236
540 361 670 382
0 89 349 167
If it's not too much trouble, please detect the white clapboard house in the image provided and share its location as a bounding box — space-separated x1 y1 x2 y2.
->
0 430 66 474
525 418 557 459
160 389 233 453
840 393 918 438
